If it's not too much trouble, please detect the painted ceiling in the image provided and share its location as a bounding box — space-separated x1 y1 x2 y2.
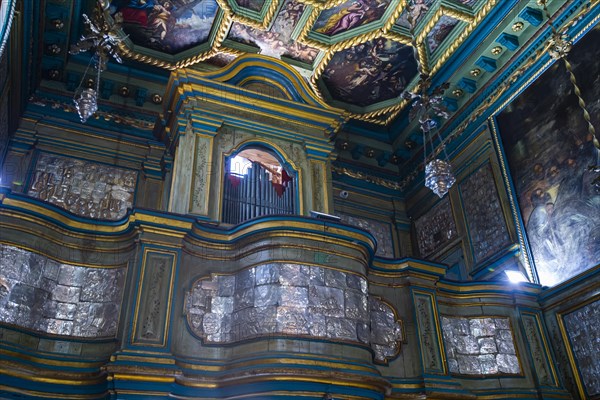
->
93 0 493 123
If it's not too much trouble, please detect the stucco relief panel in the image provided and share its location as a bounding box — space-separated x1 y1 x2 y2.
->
133 250 176 345
191 135 211 215
521 312 555 386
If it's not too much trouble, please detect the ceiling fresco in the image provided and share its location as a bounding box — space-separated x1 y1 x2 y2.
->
312 0 391 36
321 38 417 107
91 0 496 123
108 0 219 54
227 0 319 64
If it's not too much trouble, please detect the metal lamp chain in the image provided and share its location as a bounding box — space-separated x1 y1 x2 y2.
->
539 0 600 187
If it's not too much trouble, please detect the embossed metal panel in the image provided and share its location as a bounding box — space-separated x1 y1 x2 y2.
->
186 263 402 363
27 153 137 220
561 298 600 398
459 163 511 263
0 244 126 337
441 316 521 376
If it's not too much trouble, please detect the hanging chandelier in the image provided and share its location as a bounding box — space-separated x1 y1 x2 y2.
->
69 13 123 123
403 2 455 198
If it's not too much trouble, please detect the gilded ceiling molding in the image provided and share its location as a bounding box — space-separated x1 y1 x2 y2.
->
382 0 408 33
298 1 405 52
350 97 411 123
28 94 157 129
295 7 332 51
382 30 412 45
331 166 403 190
416 6 473 43
305 0 479 123
94 0 580 125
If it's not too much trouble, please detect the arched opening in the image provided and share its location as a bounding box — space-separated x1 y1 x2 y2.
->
222 146 296 224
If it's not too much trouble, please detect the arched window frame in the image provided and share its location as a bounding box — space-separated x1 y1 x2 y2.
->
221 141 300 224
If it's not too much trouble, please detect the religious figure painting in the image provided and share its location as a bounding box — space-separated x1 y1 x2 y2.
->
395 0 434 29
312 0 391 36
108 0 218 54
227 0 319 64
321 38 418 107
495 26 600 287
426 15 460 54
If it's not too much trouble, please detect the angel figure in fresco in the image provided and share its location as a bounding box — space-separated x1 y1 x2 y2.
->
408 0 429 25
149 1 173 42
317 1 367 36
279 1 304 29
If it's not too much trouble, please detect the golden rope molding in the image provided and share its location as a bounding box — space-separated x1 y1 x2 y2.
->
116 42 179 69
306 0 490 124
382 30 412 45
310 26 406 86
209 11 235 51
259 0 282 29
380 0 408 34
310 49 334 87
108 5 229 70
305 77 328 103
416 42 429 74
439 5 474 23
349 97 412 122
306 1 488 123
416 7 445 43
295 7 329 50
385 109 402 124
298 12 390 53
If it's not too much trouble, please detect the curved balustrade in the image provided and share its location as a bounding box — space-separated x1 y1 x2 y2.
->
0 190 578 399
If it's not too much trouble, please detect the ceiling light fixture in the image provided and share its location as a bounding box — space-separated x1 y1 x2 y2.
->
69 13 123 123
403 1 455 198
